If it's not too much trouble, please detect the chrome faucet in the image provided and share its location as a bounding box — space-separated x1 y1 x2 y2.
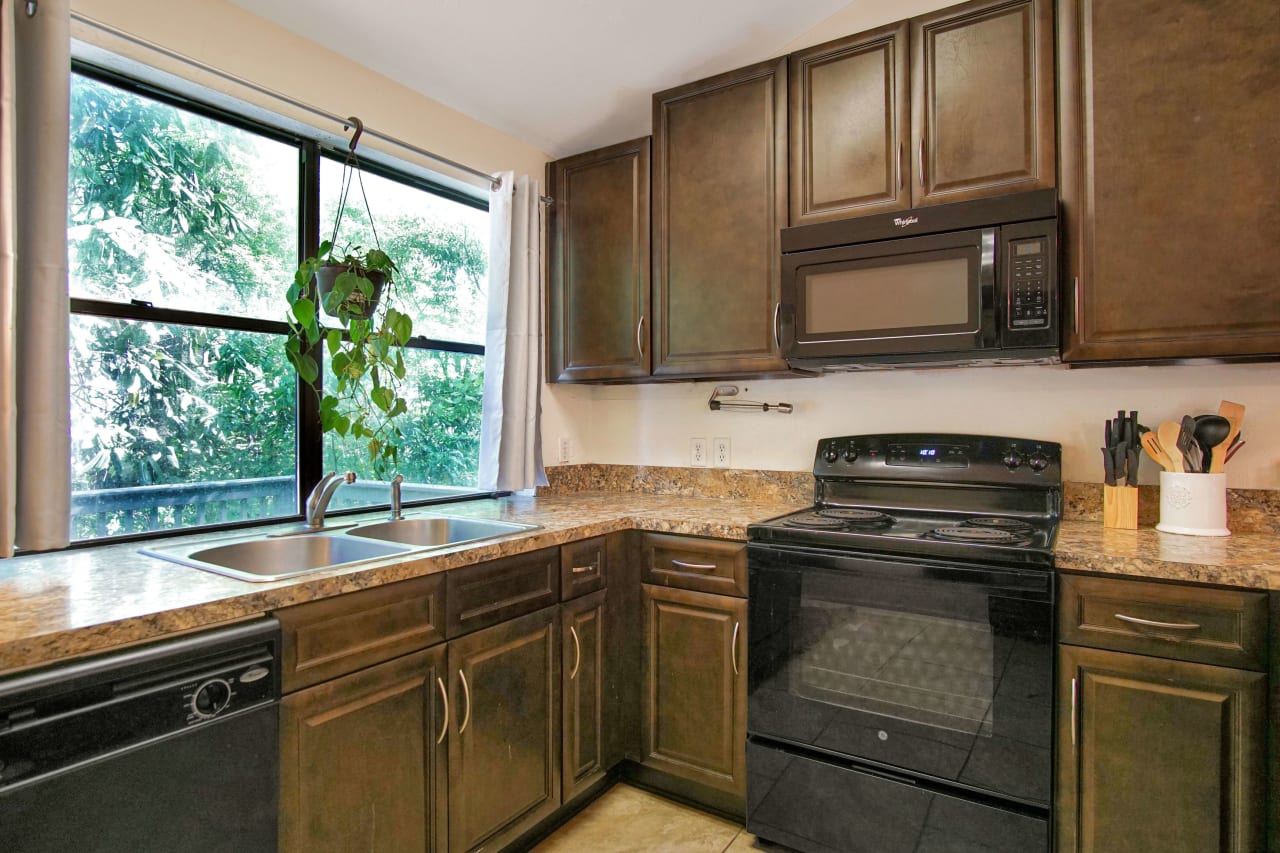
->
305 471 356 530
388 473 404 521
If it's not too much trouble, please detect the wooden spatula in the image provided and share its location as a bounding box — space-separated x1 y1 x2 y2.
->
1158 421 1186 473
1215 400 1245 473
1140 431 1177 472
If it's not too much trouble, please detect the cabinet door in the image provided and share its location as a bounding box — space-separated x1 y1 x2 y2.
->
447 606 560 853
562 589 607 801
642 584 746 800
280 645 448 853
789 22 910 224
1060 0 1280 361
1056 645 1266 853
911 0 1055 206
652 59 789 377
546 137 651 381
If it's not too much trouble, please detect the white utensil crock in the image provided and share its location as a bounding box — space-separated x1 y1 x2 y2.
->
1155 471 1230 537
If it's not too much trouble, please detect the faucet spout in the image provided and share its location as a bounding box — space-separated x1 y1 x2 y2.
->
389 474 404 521
306 471 356 529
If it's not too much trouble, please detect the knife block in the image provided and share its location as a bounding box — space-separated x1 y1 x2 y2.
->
1103 485 1138 530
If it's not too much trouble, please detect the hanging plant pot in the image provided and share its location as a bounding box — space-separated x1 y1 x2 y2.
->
315 263 387 319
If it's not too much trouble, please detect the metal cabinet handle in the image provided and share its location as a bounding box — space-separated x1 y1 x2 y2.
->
897 142 904 191
917 140 925 187
435 676 449 745
772 302 782 352
731 621 740 677
1073 277 1081 336
636 315 646 358
1070 676 1077 748
457 669 472 735
570 564 596 575
671 559 716 572
569 625 582 680
1114 613 1202 632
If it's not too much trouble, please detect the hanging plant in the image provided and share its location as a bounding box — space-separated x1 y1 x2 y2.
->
285 128 413 476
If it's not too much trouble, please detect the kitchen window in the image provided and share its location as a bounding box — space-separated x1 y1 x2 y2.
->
67 67 489 541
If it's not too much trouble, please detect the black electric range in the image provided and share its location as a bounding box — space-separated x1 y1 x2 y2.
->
746 434 1060 853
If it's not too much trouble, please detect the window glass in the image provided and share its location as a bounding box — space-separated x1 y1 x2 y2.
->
70 317 298 538
68 76 297 318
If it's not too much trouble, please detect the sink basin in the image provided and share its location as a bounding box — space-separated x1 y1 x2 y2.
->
346 516 539 549
141 534 413 583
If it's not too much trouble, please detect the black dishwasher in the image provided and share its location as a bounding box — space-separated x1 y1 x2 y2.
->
0 618 280 853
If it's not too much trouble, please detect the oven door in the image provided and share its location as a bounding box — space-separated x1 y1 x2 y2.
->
781 227 997 361
747 542 1052 807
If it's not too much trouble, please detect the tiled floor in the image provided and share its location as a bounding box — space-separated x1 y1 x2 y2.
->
532 784 760 853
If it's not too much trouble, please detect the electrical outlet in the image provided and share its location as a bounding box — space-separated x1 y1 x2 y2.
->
690 438 708 468
712 437 731 468
558 436 572 464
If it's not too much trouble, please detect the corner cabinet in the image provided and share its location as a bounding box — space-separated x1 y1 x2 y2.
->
546 138 651 381
651 58 789 377
1059 0 1280 361
562 589 608 800
789 0 1054 224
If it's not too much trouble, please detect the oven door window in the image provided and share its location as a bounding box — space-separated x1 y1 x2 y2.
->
785 227 996 358
748 549 1052 806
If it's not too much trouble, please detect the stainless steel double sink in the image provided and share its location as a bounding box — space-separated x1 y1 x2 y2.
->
140 515 540 583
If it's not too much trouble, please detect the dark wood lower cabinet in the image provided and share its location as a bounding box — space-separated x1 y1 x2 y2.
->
641 584 746 803
280 645 448 853
1056 644 1266 853
562 589 607 801
447 606 561 853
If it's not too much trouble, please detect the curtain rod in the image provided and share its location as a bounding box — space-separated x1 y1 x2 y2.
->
71 12 503 192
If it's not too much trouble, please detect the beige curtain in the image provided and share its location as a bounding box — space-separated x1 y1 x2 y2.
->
0 0 71 556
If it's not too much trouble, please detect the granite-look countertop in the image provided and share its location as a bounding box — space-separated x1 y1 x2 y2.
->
3 493 1279 675
0 493 806 675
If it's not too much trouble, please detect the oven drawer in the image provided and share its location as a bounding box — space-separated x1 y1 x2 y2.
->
641 533 747 597
1058 573 1267 671
746 740 1047 853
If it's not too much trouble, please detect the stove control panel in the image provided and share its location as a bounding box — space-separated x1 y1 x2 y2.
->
814 434 1061 486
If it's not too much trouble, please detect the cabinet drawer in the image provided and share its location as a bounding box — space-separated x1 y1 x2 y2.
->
1058 573 1268 671
641 533 746 597
446 547 560 638
276 574 445 693
561 536 607 599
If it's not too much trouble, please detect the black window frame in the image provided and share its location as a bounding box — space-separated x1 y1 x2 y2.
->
67 61 498 548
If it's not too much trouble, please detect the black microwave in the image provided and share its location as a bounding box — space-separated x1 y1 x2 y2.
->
780 189 1059 370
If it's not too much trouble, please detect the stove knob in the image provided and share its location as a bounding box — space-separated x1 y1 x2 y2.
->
823 447 839 463
1002 450 1024 470
1028 452 1050 472
843 446 859 463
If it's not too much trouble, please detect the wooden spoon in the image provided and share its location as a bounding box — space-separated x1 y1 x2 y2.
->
1216 400 1245 472
1157 421 1186 473
1140 431 1177 472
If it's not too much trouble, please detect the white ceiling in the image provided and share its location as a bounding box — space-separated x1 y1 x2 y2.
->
228 0 854 158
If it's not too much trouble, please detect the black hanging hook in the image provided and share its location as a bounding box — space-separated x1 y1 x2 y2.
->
344 116 364 153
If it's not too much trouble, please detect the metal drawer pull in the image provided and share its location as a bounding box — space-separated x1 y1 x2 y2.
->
570 626 582 680
458 669 472 735
435 677 449 745
1114 613 1202 632
671 559 716 572
636 315 646 357
570 564 596 575
731 621 740 677
1070 677 1077 748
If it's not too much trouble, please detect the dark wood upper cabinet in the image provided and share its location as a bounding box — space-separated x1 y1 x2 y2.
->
911 0 1055 206
1057 644 1266 853
1059 0 1280 361
546 138 651 381
789 23 910 224
641 584 746 805
652 58 789 377
447 606 560 853
280 645 448 853
562 589 608 801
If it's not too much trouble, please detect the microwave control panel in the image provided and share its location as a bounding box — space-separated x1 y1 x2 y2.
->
1008 238 1049 328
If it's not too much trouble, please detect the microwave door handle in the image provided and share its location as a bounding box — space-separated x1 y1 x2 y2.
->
979 228 999 348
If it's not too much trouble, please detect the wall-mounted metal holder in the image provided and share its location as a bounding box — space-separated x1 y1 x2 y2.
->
708 385 793 414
